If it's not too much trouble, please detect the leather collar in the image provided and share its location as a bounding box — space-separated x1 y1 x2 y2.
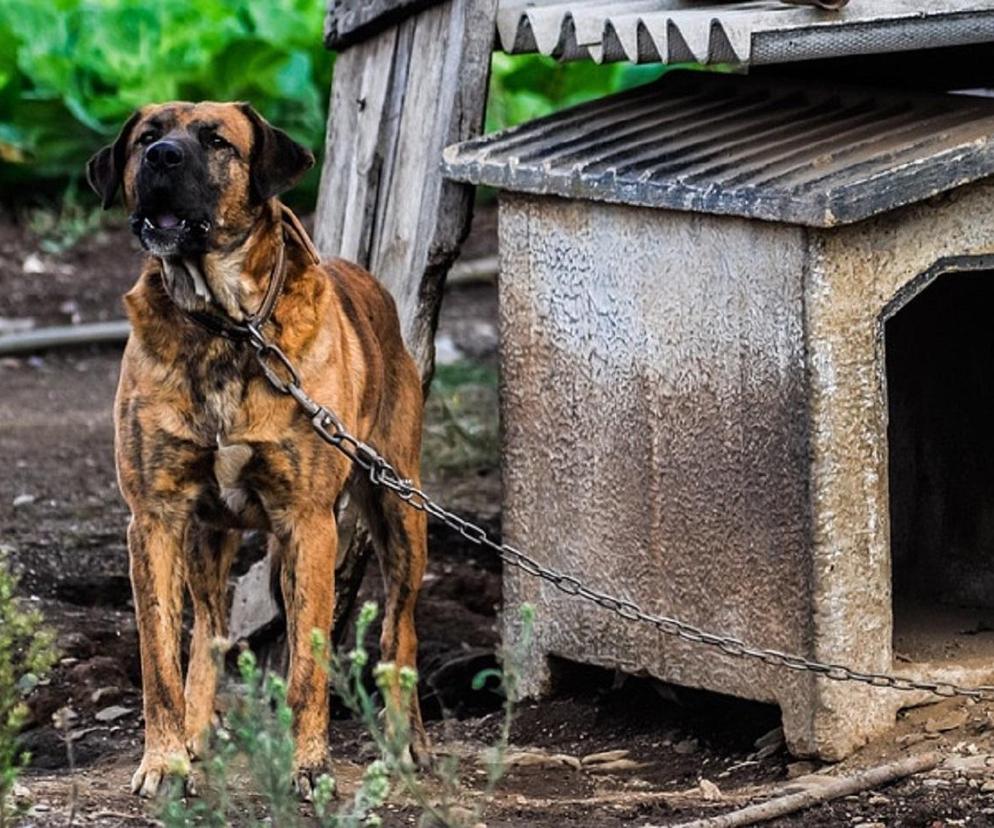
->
182 204 320 342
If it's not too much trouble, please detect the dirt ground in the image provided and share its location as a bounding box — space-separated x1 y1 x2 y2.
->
3 206 994 826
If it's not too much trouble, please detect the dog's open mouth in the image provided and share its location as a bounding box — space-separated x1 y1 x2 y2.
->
132 210 211 257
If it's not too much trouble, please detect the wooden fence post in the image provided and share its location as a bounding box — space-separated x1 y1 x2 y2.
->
231 0 497 648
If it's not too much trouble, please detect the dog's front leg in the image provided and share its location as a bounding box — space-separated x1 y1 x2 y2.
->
128 514 189 797
184 527 240 759
279 510 337 798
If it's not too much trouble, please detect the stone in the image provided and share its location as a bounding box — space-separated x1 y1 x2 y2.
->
230 557 281 642
786 761 819 779
699 779 722 801
12 494 35 507
502 751 574 769
94 705 132 722
586 758 647 773
754 727 785 750
673 739 699 756
926 708 970 734
90 686 122 705
582 749 630 765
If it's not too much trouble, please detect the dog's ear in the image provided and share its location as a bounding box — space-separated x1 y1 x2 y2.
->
86 109 143 210
238 103 314 202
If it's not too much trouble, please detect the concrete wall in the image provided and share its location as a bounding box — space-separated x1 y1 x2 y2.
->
498 194 817 751
498 180 994 759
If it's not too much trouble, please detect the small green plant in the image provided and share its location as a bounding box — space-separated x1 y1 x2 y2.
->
424 361 500 474
322 601 535 828
160 600 534 827
0 552 57 828
25 184 107 253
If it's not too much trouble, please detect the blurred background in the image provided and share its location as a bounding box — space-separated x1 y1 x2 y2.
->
0 0 663 219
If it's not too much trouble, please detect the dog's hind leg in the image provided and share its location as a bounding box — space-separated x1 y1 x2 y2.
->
355 471 430 766
184 527 240 759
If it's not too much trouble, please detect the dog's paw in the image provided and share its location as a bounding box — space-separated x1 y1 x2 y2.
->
131 750 191 799
292 767 318 802
410 729 433 772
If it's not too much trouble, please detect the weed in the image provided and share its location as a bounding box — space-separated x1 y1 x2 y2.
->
159 601 534 827
25 186 107 254
423 361 500 474
0 552 57 828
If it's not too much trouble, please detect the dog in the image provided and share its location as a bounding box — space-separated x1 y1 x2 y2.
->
86 102 429 797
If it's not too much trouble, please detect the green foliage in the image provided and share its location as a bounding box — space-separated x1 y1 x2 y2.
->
323 601 535 828
25 183 106 253
424 361 500 474
160 648 305 828
0 552 57 828
485 53 667 134
160 601 534 827
0 0 333 205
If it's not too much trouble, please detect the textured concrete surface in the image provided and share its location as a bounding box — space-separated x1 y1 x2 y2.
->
497 180 994 759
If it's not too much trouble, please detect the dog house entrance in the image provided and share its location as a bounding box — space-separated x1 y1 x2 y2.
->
887 267 994 666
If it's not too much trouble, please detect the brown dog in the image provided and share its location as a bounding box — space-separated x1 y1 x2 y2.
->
86 102 428 797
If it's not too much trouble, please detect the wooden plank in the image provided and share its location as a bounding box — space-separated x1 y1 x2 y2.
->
316 0 497 642
325 0 447 51
316 0 497 375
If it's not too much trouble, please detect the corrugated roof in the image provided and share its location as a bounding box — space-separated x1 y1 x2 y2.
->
496 0 994 65
443 71 994 226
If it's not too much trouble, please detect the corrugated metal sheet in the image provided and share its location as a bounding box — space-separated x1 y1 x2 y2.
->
443 71 994 226
496 0 994 65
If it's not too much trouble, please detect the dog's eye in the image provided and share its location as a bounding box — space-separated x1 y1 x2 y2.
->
207 134 229 150
137 131 158 146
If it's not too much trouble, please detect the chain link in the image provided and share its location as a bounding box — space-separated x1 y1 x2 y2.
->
247 329 994 703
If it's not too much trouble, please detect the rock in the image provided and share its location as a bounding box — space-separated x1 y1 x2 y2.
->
11 782 32 804
502 750 575 769
943 754 993 777
981 780 994 793
925 707 969 734
90 686 122 705
12 493 35 507
898 732 935 747
756 741 782 760
673 739 699 756
586 758 647 773
94 705 132 723
867 794 890 806
786 761 818 779
754 726 785 750
582 749 630 765
552 754 581 770
22 253 45 274
699 779 722 801
230 557 281 641
434 333 463 366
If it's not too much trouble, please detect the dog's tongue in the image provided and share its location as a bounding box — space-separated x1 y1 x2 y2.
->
155 213 181 229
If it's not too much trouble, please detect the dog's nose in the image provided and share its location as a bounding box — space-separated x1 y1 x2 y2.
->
145 140 185 170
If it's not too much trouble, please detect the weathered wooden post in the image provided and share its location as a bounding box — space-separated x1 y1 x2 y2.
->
230 0 498 646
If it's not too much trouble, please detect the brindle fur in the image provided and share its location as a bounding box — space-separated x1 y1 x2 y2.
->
88 103 428 798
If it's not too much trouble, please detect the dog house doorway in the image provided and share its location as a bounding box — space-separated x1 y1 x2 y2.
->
886 260 994 667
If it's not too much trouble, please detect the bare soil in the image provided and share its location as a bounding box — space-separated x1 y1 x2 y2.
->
3 206 994 826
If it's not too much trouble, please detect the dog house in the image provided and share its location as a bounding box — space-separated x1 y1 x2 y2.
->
443 70 994 759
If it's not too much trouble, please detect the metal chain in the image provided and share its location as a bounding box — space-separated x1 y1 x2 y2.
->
245 322 994 703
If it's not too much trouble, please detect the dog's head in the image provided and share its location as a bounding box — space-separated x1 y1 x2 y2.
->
86 102 313 258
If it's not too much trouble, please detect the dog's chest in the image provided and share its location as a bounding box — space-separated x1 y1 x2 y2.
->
186 348 247 437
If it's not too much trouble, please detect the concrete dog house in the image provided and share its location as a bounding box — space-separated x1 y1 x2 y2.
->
444 71 994 759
